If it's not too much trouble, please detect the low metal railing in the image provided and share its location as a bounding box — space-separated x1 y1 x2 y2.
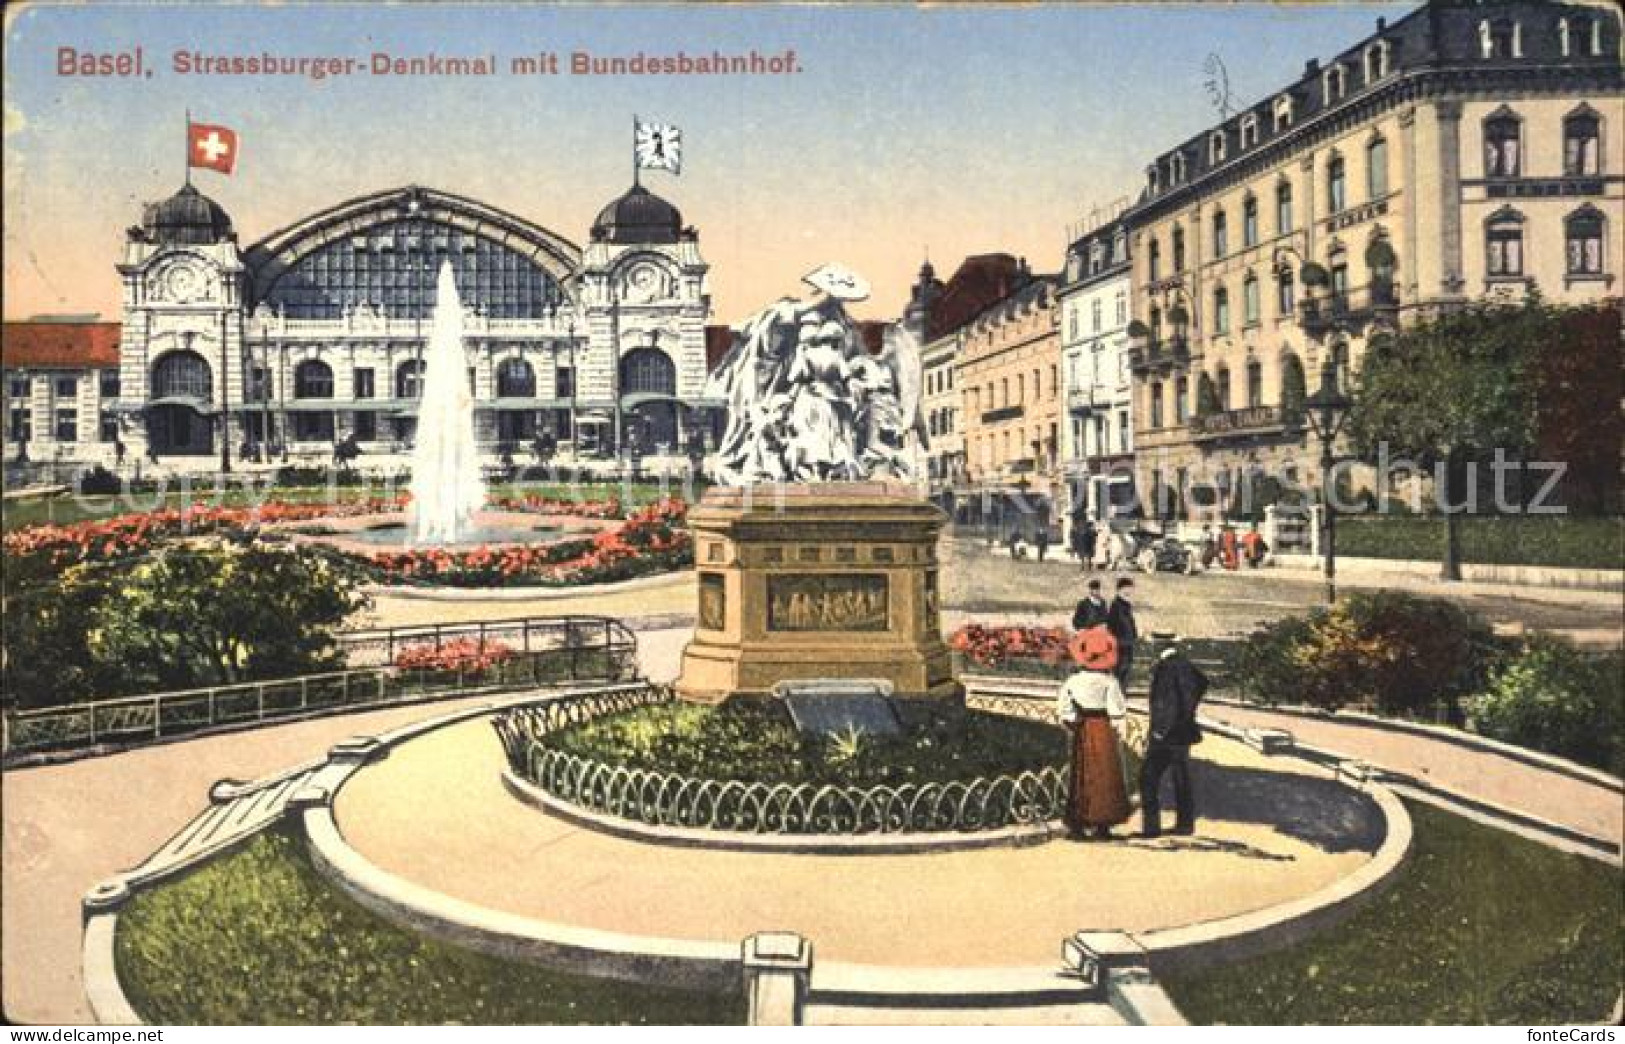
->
4 617 638 762
337 615 636 668
493 686 1070 836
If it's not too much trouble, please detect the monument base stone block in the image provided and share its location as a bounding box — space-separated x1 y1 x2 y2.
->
676 483 963 709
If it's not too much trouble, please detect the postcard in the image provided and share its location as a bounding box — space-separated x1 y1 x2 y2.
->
3 0 1621 1029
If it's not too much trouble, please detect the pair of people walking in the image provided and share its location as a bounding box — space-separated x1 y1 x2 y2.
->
1060 576 1206 839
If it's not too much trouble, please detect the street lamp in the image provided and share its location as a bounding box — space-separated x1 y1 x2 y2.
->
1303 357 1352 603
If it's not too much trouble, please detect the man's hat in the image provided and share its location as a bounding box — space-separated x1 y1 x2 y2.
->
1087 579 1102 591
803 262 871 302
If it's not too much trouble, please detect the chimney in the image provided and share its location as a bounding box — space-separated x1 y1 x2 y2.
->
1305 58 1320 76
1376 16 1387 31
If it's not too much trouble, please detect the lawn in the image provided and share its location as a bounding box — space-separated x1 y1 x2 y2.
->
1336 515 1624 571
1163 801 1623 1025
114 827 745 1025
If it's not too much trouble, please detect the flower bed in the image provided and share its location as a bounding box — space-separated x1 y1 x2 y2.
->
487 493 624 520
3 498 405 571
363 499 692 588
392 637 517 675
949 623 1074 675
493 687 1070 835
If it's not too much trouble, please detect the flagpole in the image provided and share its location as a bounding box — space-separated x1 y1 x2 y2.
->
631 113 640 188
184 109 191 187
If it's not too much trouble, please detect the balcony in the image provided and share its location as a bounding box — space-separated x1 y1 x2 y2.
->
1297 283 1397 339
1067 387 1100 415
1189 404 1303 442
1128 335 1191 376
981 404 1025 424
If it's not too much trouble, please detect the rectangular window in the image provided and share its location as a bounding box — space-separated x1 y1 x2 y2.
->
1117 410 1129 453
1566 220 1603 275
1488 226 1524 276
99 370 120 398
99 412 118 442
54 376 78 399
1248 365 1264 408
54 408 77 442
1277 187 1293 235
8 407 31 442
1150 384 1164 429
1215 290 1231 332
556 366 575 398
1244 279 1261 324
1213 213 1228 258
353 410 378 441
1278 272 1296 315
353 368 375 399
1174 377 1189 423
7 376 29 400
1367 139 1389 198
1243 199 1259 248
1328 160 1347 213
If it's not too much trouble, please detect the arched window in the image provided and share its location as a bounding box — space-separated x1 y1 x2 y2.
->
1487 208 1525 277
1566 207 1605 276
496 357 536 398
1484 108 1522 178
1322 64 1346 106
1367 136 1389 198
1564 106 1601 177
1212 210 1229 257
1209 130 1227 165
1214 285 1231 333
1559 17 1573 57
151 350 212 400
1276 180 1294 235
1243 273 1261 325
395 358 426 399
1171 226 1186 272
1247 360 1264 408
1240 113 1260 150
1149 381 1165 429
1242 195 1259 248
1364 40 1390 82
1280 353 1307 417
1480 19 1519 59
1148 238 1162 281
1273 94 1294 133
294 359 333 399
1327 153 1347 213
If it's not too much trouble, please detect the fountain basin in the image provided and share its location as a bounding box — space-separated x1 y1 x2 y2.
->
281 509 615 556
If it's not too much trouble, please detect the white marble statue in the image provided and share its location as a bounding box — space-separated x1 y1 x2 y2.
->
706 263 927 485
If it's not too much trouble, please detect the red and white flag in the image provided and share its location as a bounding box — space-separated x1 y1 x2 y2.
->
188 121 238 175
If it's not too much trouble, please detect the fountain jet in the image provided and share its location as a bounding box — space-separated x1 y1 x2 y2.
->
410 261 487 544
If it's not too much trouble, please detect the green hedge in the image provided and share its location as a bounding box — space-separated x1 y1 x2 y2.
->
1336 515 1624 570
115 828 744 1025
1164 801 1623 1024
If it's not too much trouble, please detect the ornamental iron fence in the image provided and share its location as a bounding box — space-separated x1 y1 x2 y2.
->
493 686 1072 836
4 615 637 763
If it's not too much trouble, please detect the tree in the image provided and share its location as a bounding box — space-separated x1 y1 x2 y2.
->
1533 300 1624 515
88 542 371 694
1347 298 1547 580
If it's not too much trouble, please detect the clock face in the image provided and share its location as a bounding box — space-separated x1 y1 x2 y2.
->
163 264 202 302
624 263 668 303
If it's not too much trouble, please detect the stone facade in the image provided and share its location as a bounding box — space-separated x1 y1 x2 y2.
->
1123 0 1623 519
38 181 716 475
1058 212 1136 534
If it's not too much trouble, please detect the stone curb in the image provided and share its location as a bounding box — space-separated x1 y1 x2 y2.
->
81 911 142 1026
1204 695 1624 795
363 571 686 602
500 767 1064 856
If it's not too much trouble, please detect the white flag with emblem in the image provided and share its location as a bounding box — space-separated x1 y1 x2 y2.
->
634 120 682 175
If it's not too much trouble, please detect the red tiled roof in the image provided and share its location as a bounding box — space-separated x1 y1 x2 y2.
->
925 254 1028 342
2 322 121 369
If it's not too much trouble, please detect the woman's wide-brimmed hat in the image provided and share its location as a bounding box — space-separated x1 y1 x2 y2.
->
1069 625 1119 671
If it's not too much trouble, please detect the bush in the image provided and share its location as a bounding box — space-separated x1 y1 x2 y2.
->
1336 515 1624 570
1471 635 1624 776
1236 591 1499 715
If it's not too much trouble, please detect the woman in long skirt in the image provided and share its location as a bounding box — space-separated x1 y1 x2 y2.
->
1057 626 1132 839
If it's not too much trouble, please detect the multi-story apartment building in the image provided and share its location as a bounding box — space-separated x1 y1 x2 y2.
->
960 274 1064 533
902 254 1032 518
1058 211 1136 532
1124 0 1622 518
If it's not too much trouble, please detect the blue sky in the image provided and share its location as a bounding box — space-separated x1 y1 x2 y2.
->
4 1 1415 322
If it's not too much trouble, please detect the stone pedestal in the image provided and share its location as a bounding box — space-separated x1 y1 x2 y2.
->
676 483 961 707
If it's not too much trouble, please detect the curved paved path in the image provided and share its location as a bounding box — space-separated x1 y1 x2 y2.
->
332 719 1378 968
1194 702 1622 848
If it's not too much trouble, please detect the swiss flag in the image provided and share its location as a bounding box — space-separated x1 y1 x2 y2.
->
188 121 238 175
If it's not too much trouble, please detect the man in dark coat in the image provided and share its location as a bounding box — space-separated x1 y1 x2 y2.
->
1072 516 1097 571
1072 579 1108 631
1106 578 1138 690
1140 641 1210 837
